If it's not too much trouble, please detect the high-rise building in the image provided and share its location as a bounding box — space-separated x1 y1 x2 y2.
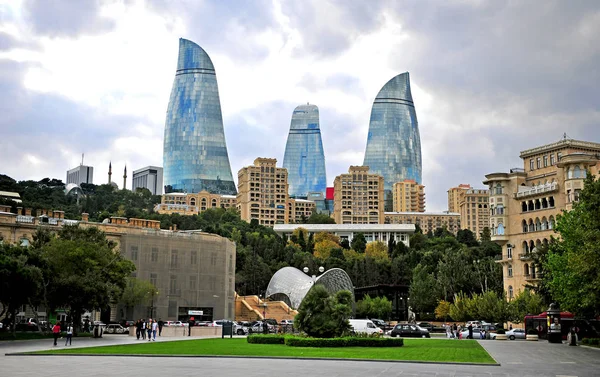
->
392 179 425 212
132 166 164 195
282 104 327 198
66 165 93 185
363 72 422 211
236 158 290 227
163 38 236 195
333 166 384 224
484 137 600 300
447 184 472 212
458 188 489 238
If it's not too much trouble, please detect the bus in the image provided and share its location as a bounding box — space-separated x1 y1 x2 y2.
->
524 311 600 340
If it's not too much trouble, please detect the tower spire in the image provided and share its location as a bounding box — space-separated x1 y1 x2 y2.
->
123 165 127 190
108 161 112 183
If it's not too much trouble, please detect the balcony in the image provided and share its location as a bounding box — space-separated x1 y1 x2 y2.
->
525 275 541 283
514 182 558 199
494 254 512 263
491 234 509 243
519 253 533 261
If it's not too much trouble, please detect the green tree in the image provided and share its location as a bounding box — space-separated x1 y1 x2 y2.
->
295 285 352 338
409 264 439 316
351 233 366 253
544 173 600 317
435 300 451 322
307 213 336 224
356 295 393 319
456 229 478 247
510 289 545 324
119 278 158 319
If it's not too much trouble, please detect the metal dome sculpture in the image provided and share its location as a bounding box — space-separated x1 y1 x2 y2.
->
265 266 354 309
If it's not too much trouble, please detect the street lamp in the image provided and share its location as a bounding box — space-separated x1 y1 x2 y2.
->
148 290 159 318
303 266 325 284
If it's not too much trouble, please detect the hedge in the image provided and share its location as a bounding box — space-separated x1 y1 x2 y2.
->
247 334 286 344
284 336 404 348
582 338 600 346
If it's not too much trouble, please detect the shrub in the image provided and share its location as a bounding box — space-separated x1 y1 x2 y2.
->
285 336 403 348
247 334 286 344
295 285 353 338
582 338 600 346
526 329 538 335
496 329 506 334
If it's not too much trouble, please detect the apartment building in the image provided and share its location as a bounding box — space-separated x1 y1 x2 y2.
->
333 166 384 224
392 179 425 212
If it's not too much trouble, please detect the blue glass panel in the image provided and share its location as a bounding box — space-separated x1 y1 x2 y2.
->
282 104 327 198
163 38 236 194
363 72 422 210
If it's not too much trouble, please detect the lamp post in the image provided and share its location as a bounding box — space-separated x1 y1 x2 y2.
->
148 290 158 319
303 266 325 284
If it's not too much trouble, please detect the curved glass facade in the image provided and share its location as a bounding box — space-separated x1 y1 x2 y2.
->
163 38 236 194
265 266 354 309
363 72 422 210
282 104 327 198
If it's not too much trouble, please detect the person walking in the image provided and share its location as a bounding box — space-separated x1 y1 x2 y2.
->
468 323 473 339
157 318 164 336
135 319 141 340
446 324 452 339
452 323 457 339
152 319 158 341
457 324 462 339
52 321 61 346
141 319 146 340
147 319 153 341
188 317 195 336
65 323 73 346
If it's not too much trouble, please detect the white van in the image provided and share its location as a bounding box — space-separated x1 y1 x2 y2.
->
349 319 383 335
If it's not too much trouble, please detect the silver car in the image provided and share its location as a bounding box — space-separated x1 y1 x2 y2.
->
505 328 526 340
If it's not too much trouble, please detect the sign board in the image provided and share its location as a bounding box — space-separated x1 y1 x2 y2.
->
188 310 204 315
537 325 543 332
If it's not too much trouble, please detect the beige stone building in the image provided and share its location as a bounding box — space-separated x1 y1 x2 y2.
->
459 187 490 238
288 198 316 223
447 184 471 212
392 179 425 212
333 166 384 224
384 211 461 235
0 208 236 323
155 191 236 215
483 138 600 299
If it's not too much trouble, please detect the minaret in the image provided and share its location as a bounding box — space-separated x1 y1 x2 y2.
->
123 165 127 190
108 161 112 183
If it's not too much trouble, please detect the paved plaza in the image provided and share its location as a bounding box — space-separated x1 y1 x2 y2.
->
2 335 600 377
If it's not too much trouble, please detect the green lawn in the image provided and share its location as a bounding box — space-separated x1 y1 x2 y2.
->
33 338 496 364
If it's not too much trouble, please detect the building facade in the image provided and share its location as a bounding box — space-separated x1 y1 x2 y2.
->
66 165 93 185
363 72 422 211
392 179 425 212
384 211 461 235
132 166 164 195
282 104 327 198
458 187 489 238
447 184 472 212
273 224 414 247
483 138 600 299
333 166 384 224
163 38 236 195
155 192 236 216
0 210 236 323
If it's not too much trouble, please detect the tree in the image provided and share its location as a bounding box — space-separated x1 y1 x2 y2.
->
544 173 600 317
356 295 393 320
351 233 366 253
365 241 388 261
119 278 157 319
295 285 352 338
307 213 336 224
409 264 439 316
479 227 491 243
456 229 478 247
435 300 451 322
510 289 545 324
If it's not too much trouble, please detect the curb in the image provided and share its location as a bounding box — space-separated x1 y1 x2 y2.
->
4 352 500 366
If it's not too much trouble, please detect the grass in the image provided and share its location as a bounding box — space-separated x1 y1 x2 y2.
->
0 332 93 341
32 338 496 364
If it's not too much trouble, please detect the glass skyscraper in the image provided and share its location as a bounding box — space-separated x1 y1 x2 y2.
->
282 104 327 198
163 38 236 194
363 72 422 210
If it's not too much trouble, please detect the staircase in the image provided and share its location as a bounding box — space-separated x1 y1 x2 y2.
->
235 293 298 323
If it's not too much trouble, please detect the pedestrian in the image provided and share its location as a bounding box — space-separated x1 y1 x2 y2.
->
468 323 473 339
452 323 457 339
152 319 158 341
141 319 146 340
480 329 486 339
65 323 73 346
157 318 164 336
52 321 61 346
188 317 194 336
147 319 153 341
84 319 90 333
446 324 452 339
135 319 141 340
457 324 462 339
509 324 513 330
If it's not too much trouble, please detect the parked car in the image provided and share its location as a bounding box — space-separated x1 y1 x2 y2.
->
390 324 431 338
105 324 129 334
416 322 435 332
370 319 390 330
209 320 247 335
164 321 185 327
506 328 526 340
349 319 384 335
248 321 276 334
280 319 294 326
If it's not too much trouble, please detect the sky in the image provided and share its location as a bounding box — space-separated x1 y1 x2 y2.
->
1 0 599 212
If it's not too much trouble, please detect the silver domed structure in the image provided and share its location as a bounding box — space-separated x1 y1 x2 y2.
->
64 183 83 196
265 267 354 309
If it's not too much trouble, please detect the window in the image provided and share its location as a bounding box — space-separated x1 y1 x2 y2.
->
550 154 555 165
495 184 503 195
150 273 157 287
543 155 548 167
189 276 197 290
169 275 177 295
497 223 504 235
130 246 138 261
211 253 217 266
530 159 534 170
536 158 541 169
171 250 178 267
508 265 513 277
508 286 514 300
557 152 562 161
574 166 581 178
190 251 197 265
507 245 513 259
151 248 158 262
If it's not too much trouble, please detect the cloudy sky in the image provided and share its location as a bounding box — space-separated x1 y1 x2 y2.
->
1 0 599 211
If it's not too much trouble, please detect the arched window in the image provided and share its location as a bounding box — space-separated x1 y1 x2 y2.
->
190 198 196 206
497 204 504 215
529 240 535 252
20 238 30 247
549 196 555 207
528 201 534 211
567 167 573 179
523 241 529 253
522 202 527 212
522 220 528 233
528 219 535 232
549 216 555 229
541 217 548 230
495 183 503 195
524 264 530 276
497 223 504 235
574 165 581 178
508 286 514 300
531 265 536 279
541 198 548 208
211 199 217 208
535 199 541 210
508 265 513 277
535 218 541 231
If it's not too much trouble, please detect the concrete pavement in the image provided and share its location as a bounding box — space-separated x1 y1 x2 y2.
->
3 336 600 376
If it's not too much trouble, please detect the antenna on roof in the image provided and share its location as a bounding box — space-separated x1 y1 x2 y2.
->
81 153 84 166
562 132 572 141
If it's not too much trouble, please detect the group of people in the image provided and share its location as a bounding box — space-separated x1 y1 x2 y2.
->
51 321 74 346
135 318 163 341
445 323 489 339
